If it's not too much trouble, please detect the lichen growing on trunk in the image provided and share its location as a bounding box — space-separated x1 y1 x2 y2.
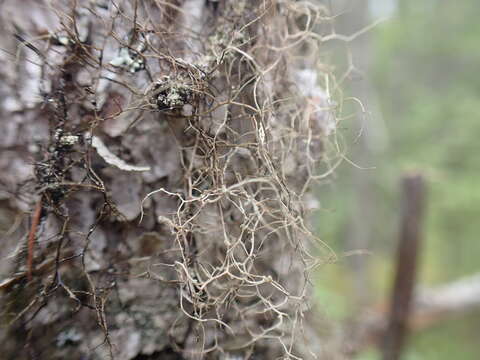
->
0 0 337 359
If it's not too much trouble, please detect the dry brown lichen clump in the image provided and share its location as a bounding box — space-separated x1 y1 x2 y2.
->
0 0 337 359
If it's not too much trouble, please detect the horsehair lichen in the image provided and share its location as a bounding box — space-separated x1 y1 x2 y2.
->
0 0 343 359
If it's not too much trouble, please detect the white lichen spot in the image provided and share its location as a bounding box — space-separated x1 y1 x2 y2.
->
54 35 73 46
56 328 82 347
59 135 79 146
181 104 194 116
109 48 144 73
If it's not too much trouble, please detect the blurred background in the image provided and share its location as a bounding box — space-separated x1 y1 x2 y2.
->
314 0 480 359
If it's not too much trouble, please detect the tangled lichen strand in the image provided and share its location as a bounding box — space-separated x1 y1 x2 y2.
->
0 0 337 359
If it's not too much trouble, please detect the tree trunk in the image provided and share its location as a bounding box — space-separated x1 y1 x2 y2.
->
0 1 335 359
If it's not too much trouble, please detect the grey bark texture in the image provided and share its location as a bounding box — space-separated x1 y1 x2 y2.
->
0 1 335 359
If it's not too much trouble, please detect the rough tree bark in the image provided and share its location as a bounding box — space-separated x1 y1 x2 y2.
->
0 1 336 359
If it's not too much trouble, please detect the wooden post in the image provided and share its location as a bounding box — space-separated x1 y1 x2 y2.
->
381 173 426 360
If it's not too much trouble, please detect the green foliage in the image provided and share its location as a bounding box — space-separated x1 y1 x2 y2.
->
316 1 480 358
372 2 480 283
